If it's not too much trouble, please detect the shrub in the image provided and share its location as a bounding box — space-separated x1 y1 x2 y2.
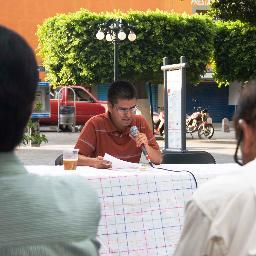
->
37 10 215 86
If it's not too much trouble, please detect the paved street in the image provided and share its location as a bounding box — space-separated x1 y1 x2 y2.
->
16 124 237 165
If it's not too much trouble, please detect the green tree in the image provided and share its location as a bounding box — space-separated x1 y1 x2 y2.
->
37 10 215 87
210 0 256 25
209 0 256 85
37 10 215 128
213 21 256 85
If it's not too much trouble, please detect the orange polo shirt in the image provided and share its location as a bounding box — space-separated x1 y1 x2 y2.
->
75 112 159 163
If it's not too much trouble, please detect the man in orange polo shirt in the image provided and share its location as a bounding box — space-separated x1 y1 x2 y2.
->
75 80 162 169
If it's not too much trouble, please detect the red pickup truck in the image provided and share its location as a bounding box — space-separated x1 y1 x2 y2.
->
39 86 107 126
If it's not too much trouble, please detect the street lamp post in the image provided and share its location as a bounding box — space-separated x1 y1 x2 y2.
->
96 19 136 81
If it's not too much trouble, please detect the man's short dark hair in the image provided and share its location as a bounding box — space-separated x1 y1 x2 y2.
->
108 80 137 105
0 26 38 151
233 80 256 139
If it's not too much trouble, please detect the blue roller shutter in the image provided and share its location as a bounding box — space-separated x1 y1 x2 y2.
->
147 84 158 112
97 84 110 101
186 82 235 122
151 84 158 112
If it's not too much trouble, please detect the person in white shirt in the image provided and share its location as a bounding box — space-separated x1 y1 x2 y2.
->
174 80 256 256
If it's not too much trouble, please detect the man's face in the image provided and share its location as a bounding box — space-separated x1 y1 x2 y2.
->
108 98 137 130
241 125 256 165
234 120 256 165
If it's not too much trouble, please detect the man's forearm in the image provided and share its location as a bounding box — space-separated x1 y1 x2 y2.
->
146 146 162 165
77 154 112 169
78 154 94 166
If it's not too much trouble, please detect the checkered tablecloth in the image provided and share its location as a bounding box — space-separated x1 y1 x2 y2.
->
26 163 240 256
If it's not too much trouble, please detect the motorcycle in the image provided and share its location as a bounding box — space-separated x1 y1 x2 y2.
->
153 108 214 139
186 108 214 139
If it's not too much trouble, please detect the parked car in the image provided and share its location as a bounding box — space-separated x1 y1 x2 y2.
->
39 86 107 128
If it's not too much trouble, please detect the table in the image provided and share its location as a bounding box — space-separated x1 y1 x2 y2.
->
26 163 241 256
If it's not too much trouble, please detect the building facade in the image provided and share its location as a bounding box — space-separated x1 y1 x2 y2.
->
0 0 195 55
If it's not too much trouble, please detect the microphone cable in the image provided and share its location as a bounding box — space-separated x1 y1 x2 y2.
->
147 163 198 189
130 126 197 188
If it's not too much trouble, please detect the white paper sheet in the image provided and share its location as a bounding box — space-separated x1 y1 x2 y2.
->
104 153 139 170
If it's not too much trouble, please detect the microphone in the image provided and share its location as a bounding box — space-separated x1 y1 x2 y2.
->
130 126 153 167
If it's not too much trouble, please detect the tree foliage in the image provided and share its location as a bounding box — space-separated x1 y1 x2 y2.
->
209 0 256 85
210 0 256 25
37 10 214 87
213 21 256 85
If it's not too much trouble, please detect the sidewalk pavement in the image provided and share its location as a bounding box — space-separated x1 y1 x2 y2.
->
16 123 237 165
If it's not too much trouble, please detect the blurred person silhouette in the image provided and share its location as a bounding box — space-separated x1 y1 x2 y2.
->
0 25 100 255
174 80 256 256
75 80 162 168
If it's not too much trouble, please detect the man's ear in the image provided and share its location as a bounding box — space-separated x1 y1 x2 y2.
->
107 102 113 113
239 119 255 155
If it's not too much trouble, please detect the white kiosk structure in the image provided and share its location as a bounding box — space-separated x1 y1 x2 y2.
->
161 56 215 164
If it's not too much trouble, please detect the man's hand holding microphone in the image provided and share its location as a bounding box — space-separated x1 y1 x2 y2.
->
130 126 162 166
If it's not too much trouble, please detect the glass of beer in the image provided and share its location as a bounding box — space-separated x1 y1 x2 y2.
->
63 149 79 171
